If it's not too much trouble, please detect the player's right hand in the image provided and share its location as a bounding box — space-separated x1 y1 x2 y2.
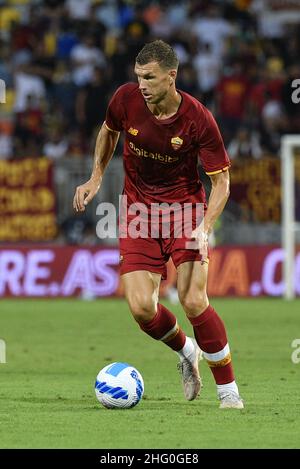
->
191 225 209 259
73 179 100 212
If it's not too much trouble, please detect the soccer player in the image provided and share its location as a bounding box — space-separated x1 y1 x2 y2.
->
73 40 244 409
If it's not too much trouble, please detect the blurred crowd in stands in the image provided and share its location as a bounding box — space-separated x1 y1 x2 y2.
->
1 0 300 162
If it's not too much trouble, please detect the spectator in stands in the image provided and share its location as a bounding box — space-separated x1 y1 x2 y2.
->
109 39 132 88
248 58 284 124
43 127 68 160
191 4 235 60
193 42 220 107
227 126 263 160
176 63 199 98
13 62 46 114
1 0 300 162
29 41 56 96
14 94 44 150
216 60 250 144
259 91 287 154
75 67 109 138
67 129 88 158
124 5 151 58
66 0 92 23
70 34 106 87
0 39 13 88
0 128 13 160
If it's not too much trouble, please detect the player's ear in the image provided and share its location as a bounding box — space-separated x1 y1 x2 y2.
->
169 69 177 83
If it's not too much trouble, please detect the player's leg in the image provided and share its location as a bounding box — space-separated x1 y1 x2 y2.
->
177 260 244 409
121 270 201 400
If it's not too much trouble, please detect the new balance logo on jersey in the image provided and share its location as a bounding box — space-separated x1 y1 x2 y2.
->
171 136 183 150
128 127 139 136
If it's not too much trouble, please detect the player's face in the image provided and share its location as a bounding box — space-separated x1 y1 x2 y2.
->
134 62 176 104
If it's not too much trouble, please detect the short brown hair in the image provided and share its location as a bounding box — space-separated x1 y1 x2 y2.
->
136 40 179 70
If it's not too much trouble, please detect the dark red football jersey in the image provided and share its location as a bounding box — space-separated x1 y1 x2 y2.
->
105 83 230 205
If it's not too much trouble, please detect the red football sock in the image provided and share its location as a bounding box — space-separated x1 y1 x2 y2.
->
189 305 235 384
138 304 186 352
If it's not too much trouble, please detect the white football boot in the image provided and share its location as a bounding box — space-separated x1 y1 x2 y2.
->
177 339 202 401
218 391 244 409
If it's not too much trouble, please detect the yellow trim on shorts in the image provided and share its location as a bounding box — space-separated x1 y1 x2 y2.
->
205 166 229 175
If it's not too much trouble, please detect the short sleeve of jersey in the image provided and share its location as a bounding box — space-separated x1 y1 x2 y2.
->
105 85 127 132
198 108 230 175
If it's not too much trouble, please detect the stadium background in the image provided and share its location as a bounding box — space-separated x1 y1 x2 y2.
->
0 0 300 450
1 0 300 299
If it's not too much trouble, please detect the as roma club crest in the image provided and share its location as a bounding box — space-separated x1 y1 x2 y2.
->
171 136 183 150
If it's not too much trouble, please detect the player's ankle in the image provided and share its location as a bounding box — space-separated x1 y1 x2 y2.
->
177 336 195 362
217 380 239 397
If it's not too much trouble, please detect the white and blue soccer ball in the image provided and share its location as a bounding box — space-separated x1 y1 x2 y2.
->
95 362 144 409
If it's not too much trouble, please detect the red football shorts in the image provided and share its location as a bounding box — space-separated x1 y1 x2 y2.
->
119 208 208 279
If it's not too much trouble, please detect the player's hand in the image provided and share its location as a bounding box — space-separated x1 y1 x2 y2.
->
73 179 100 212
191 225 209 259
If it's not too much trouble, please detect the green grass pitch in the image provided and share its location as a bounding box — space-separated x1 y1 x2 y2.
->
0 298 299 448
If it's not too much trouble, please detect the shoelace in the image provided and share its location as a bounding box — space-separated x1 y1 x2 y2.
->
177 359 194 380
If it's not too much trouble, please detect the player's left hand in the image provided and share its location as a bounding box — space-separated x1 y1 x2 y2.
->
191 226 209 259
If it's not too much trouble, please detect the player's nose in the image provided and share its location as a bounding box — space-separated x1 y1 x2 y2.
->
138 80 147 91
139 85 149 96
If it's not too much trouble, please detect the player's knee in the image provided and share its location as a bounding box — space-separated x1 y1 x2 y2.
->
180 291 208 318
127 293 157 322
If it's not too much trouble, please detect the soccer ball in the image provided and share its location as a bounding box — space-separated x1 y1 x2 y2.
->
95 362 144 409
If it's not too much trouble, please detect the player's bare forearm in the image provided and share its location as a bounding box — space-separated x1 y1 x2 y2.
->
191 171 229 257
204 170 230 234
90 123 120 184
73 123 120 212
